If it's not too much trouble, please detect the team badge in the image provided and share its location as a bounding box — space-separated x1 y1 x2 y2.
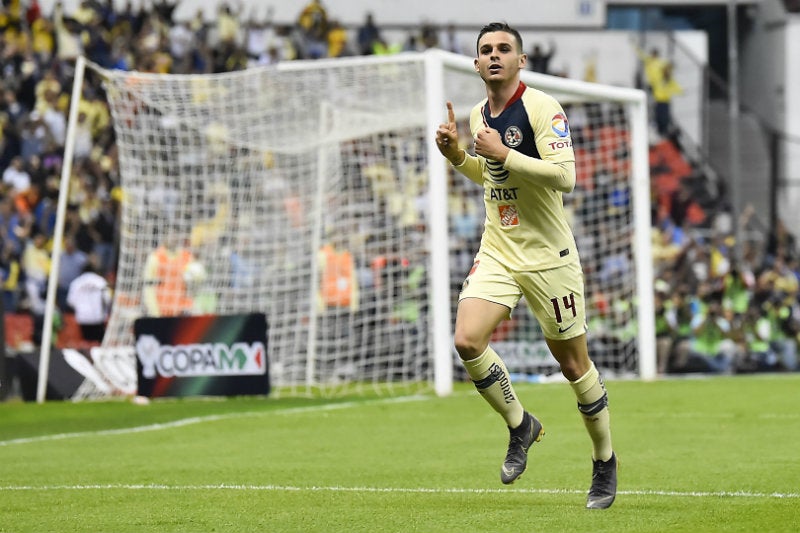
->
551 113 570 137
503 126 523 147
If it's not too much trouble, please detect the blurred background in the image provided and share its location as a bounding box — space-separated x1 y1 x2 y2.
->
1 0 799 399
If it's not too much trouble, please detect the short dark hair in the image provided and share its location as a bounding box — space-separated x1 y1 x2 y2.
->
476 22 524 54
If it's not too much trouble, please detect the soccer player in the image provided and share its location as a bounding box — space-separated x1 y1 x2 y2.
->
435 22 617 509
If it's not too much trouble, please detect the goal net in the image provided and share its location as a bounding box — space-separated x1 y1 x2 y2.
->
44 50 653 400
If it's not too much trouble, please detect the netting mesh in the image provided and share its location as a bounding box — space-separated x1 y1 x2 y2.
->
100 57 437 396
93 52 644 397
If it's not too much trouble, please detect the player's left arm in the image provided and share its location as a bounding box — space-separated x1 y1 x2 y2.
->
473 126 575 192
486 92 576 193
502 148 576 193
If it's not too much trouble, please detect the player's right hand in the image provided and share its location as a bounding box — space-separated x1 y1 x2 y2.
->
436 101 464 165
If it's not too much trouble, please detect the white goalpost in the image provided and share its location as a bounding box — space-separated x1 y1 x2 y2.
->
38 50 653 402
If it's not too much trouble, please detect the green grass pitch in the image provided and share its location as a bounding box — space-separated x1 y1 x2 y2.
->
1 374 799 532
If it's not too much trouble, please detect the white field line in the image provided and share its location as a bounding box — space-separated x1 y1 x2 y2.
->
0 483 797 499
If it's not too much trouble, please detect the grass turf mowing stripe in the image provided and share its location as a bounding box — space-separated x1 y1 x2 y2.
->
0 394 433 447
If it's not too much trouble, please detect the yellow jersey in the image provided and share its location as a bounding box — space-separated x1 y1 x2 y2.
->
453 82 579 272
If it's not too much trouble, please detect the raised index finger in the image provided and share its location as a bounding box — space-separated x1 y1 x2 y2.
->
446 101 456 126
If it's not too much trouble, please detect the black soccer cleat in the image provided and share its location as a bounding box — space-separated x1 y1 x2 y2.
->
500 411 544 484
586 452 618 509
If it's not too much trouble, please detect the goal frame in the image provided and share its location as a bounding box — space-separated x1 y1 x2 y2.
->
37 51 654 403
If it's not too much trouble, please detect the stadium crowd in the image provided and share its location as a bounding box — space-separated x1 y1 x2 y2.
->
0 0 798 375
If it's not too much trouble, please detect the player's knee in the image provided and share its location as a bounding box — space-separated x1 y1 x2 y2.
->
453 330 486 361
559 359 588 381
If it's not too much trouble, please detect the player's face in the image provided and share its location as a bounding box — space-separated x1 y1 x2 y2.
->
475 31 526 84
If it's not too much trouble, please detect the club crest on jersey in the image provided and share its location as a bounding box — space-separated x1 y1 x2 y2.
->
551 113 570 138
503 126 523 147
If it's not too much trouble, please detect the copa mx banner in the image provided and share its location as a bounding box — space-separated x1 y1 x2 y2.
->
133 313 269 398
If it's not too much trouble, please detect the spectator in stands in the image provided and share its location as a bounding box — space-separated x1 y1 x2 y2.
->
87 194 117 277
21 230 50 345
654 283 676 374
71 0 97 26
63 202 94 255
318 242 358 313
66 258 110 343
583 51 598 83
0 195 26 256
34 68 61 111
37 87 66 146
83 8 113 68
77 86 111 142
19 111 53 160
185 8 208 48
681 297 738 373
71 110 93 160
31 177 58 239
168 20 196 73
269 25 304 64
528 41 556 74
244 8 274 66
651 222 683 272
633 45 667 92
30 17 55 66
142 235 200 317
668 284 697 371
764 293 798 371
402 31 424 53
356 12 381 55
56 235 87 310
2 155 31 195
668 181 696 228
53 1 84 72
419 22 439 50
764 218 798 266
758 255 799 302
722 261 755 335
297 0 328 35
293 0 326 59
738 301 778 372
0 113 19 174
3 88 27 126
326 19 350 58
0 241 21 312
652 62 682 137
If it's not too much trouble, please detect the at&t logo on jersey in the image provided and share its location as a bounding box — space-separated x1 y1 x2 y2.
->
503 126 523 147
551 113 570 137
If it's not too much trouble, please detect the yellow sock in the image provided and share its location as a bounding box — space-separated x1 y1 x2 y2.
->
463 346 524 428
569 362 613 461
